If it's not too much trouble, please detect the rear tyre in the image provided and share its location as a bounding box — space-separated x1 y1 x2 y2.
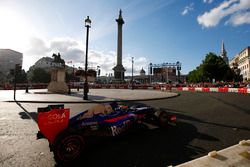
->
53 129 85 165
158 111 169 128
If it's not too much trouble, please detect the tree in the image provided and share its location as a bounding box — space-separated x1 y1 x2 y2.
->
187 52 234 83
16 70 27 83
66 71 74 83
187 68 202 83
30 68 51 83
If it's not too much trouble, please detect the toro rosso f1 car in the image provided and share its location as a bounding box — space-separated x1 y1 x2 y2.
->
37 102 176 164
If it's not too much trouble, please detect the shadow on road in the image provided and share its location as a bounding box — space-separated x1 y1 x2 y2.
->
209 94 250 115
161 107 250 132
63 92 108 101
19 111 37 122
15 101 38 123
68 120 216 167
14 101 219 167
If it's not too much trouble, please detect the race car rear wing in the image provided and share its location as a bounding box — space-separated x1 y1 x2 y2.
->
37 104 70 143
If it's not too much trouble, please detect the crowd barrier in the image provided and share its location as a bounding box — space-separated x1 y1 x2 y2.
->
172 87 250 94
90 84 250 94
1 83 250 94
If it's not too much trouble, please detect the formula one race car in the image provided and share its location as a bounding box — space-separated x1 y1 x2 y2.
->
37 102 176 164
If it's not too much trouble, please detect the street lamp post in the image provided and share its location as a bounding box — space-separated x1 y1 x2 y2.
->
176 61 181 83
72 64 75 87
13 67 17 100
166 67 169 84
131 57 134 90
83 16 91 100
13 64 21 101
25 74 29 93
96 65 100 83
149 63 152 84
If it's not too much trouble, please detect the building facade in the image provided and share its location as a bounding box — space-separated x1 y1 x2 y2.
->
30 57 55 69
0 49 23 74
152 67 177 83
229 46 250 81
125 66 183 84
29 56 67 70
140 68 146 76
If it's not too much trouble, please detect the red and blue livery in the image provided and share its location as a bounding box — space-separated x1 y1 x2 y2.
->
37 102 176 164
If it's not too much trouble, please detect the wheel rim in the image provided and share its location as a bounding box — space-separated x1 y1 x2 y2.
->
57 135 84 162
159 112 168 126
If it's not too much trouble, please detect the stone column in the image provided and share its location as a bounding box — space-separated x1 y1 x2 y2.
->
113 9 126 82
117 11 123 65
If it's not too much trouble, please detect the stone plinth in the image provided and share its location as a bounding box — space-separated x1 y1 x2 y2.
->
113 64 126 82
47 68 68 93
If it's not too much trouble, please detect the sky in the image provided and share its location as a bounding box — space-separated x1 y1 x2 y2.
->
0 0 250 76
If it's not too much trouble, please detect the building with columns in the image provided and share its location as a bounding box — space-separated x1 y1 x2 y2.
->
229 46 250 81
113 10 126 83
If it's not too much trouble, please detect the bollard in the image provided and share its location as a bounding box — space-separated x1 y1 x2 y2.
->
25 84 29 93
68 84 71 94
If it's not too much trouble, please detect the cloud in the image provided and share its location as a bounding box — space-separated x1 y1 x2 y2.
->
90 0 176 41
125 0 176 22
26 37 50 55
203 0 214 4
123 56 148 75
226 11 250 26
50 38 84 62
24 37 51 70
181 3 194 16
23 37 148 76
197 0 250 28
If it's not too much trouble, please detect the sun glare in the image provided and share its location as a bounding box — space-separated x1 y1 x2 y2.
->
0 8 31 51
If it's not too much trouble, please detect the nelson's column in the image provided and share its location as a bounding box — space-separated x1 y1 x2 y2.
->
113 10 126 83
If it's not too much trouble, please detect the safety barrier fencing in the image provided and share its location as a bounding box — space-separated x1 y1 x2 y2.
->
172 87 250 94
1 83 250 94
90 84 250 94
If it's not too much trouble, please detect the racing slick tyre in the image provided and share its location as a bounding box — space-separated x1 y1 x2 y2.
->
158 111 169 128
53 128 85 165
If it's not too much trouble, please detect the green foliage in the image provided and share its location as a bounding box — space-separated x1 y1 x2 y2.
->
65 71 80 83
187 52 235 83
66 71 73 82
187 68 202 83
16 70 27 83
30 68 51 83
4 69 27 84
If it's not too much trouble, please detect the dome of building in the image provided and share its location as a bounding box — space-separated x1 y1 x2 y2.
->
140 68 145 76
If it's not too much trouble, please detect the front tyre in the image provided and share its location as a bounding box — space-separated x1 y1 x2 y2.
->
53 129 85 165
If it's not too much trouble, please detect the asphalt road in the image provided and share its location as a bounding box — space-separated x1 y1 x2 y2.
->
140 91 250 166
1 91 250 167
